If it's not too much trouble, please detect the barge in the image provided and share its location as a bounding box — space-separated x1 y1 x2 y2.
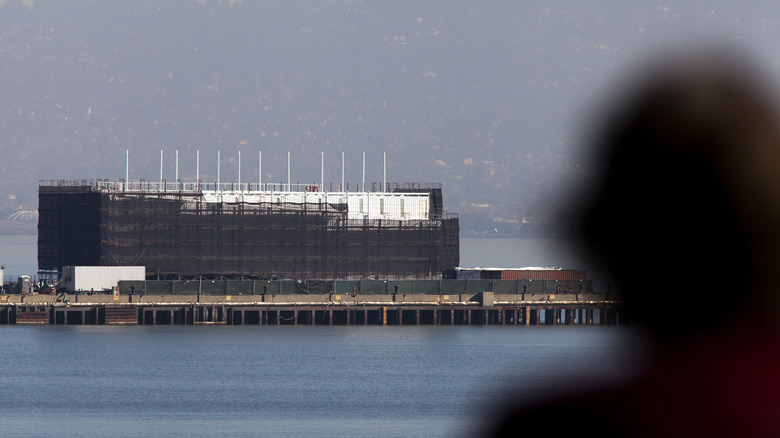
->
38 179 459 280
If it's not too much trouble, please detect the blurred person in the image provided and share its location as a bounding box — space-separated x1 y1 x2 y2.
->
488 48 780 437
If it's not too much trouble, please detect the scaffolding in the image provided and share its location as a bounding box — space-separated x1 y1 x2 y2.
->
38 180 459 280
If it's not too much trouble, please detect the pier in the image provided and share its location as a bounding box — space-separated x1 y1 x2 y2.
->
0 292 625 326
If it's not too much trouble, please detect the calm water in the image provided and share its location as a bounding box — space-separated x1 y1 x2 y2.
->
0 325 646 437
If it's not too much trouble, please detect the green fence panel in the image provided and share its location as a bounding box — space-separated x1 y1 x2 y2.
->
413 280 440 294
253 280 280 295
334 281 360 294
546 280 593 295
225 280 254 295
440 279 465 294
118 280 145 294
520 279 543 294
293 281 333 295
198 280 225 295
357 280 386 294
173 280 200 295
277 281 297 294
551 280 570 295
386 280 413 294
141 280 172 294
583 280 594 294
493 280 521 294
466 280 493 293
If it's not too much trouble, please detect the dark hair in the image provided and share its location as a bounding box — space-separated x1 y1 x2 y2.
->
577 52 780 343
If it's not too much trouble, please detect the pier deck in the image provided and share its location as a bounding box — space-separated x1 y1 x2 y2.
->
0 293 625 326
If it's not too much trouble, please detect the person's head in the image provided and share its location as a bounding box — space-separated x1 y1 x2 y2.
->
575 49 780 343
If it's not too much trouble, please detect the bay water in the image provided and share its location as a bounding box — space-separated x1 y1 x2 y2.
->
0 325 646 437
